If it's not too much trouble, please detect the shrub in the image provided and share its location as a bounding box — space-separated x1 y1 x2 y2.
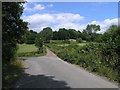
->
35 37 43 49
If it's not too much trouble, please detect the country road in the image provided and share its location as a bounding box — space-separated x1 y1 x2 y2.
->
15 49 118 88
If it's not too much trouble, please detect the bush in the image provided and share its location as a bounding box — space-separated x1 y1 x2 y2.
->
35 37 43 48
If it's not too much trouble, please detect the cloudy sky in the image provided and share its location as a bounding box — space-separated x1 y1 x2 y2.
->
21 2 118 33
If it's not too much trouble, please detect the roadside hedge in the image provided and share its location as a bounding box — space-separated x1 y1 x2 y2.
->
47 43 119 83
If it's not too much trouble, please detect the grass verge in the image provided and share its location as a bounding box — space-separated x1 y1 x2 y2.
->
3 59 24 89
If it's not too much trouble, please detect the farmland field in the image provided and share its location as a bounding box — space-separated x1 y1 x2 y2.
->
17 44 38 54
17 44 46 57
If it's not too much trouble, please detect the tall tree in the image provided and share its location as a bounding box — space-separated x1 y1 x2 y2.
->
58 28 69 40
68 29 79 39
85 24 100 41
102 25 120 44
35 34 43 52
52 31 59 40
2 2 28 63
40 27 53 43
86 24 100 34
81 29 88 41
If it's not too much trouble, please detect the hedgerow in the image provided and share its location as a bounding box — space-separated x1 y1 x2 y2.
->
47 43 119 82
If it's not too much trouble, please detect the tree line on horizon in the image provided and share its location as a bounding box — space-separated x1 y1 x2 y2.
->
19 24 103 44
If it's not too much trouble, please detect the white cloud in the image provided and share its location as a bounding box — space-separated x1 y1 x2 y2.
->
22 13 84 32
22 13 118 33
23 3 54 12
55 13 84 23
23 3 45 12
22 14 55 31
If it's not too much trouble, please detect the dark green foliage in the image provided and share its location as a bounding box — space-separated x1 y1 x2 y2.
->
46 24 101 42
101 25 120 82
81 29 88 40
35 33 46 54
68 29 79 39
58 28 69 40
94 33 103 42
35 38 43 49
2 2 28 63
25 30 37 44
19 35 27 44
52 28 81 40
19 29 38 44
2 2 28 89
19 29 28 44
35 35 43 51
40 27 53 43
52 31 59 40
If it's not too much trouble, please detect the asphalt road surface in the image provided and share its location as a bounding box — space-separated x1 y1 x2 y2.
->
15 49 118 88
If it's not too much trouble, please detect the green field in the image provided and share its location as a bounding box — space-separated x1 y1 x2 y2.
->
17 44 38 54
17 44 46 57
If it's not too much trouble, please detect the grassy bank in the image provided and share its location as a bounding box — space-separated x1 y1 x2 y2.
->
17 44 46 57
46 42 119 83
3 59 24 89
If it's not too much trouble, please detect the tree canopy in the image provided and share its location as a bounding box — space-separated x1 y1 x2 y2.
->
39 27 53 43
2 2 28 63
84 24 101 41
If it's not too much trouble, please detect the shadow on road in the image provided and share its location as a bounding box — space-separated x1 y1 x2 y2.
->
14 73 71 89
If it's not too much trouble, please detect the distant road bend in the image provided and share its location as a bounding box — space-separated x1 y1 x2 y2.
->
15 49 118 88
